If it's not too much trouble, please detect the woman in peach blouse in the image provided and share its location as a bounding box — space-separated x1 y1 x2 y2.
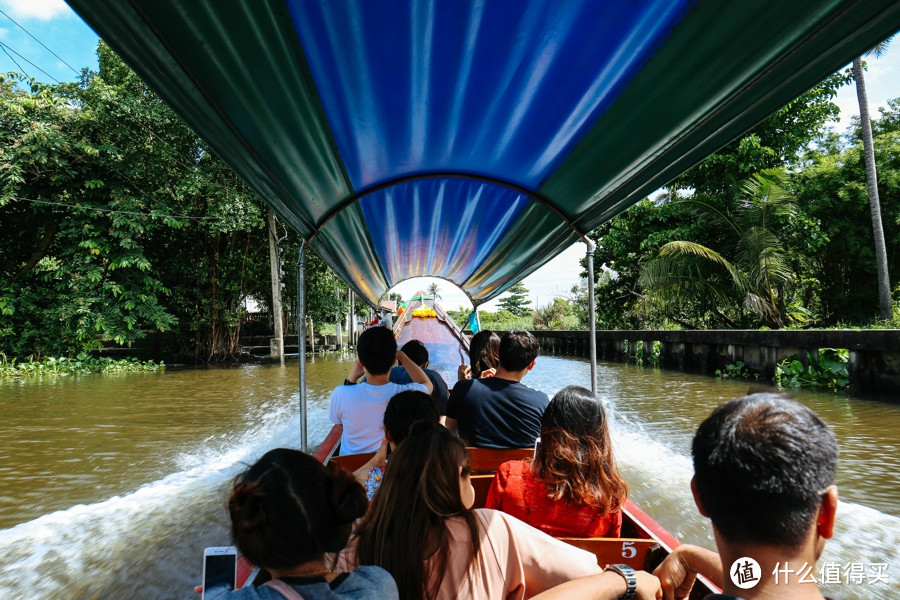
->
486 385 628 538
341 422 657 600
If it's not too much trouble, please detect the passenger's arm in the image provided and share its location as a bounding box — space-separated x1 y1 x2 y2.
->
444 417 458 435
490 510 602 594
530 570 661 600
352 438 388 487
652 544 722 600
396 350 433 394
346 359 365 384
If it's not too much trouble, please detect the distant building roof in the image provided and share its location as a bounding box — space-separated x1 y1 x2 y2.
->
379 300 397 313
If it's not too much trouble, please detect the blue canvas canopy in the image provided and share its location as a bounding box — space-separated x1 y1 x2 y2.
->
66 0 900 306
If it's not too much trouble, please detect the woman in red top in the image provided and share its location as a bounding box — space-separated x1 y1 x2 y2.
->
485 385 628 537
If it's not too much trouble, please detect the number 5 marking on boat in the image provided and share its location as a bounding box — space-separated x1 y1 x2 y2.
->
621 541 636 559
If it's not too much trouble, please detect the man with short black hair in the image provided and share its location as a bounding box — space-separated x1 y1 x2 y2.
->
389 339 450 416
329 326 433 455
654 393 841 600
445 331 548 448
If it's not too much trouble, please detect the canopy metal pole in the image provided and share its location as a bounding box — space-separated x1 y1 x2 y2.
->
297 241 308 453
585 241 597 395
349 289 356 346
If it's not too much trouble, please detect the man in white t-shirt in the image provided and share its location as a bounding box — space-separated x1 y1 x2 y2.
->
329 326 433 455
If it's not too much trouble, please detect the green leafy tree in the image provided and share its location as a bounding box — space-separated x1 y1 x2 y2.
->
478 309 531 331
639 171 801 329
532 298 579 330
792 99 900 324
426 282 441 301
90 42 272 361
0 73 178 357
1 42 350 361
497 282 532 317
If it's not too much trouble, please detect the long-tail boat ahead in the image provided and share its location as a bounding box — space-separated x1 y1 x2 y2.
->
63 0 900 595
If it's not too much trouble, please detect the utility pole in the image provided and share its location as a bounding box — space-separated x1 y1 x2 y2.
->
268 209 284 364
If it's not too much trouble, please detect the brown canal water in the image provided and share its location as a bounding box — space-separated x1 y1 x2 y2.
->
0 355 897 599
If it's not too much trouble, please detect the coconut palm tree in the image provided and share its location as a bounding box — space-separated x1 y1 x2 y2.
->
852 36 894 321
426 282 442 302
639 170 797 328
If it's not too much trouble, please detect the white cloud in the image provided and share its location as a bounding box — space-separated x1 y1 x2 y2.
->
1 0 71 21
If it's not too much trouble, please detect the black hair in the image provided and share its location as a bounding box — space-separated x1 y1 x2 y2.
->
692 393 838 547
400 339 429 366
227 448 367 569
498 330 540 371
357 325 397 375
383 390 440 444
468 330 500 379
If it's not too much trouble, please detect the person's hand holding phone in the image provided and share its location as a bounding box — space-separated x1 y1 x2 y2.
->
201 547 237 599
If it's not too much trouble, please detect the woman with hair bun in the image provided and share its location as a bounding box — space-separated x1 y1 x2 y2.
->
202 448 398 600
486 385 628 538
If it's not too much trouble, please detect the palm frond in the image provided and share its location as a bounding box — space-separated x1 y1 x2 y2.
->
674 196 740 239
866 34 894 58
654 241 750 292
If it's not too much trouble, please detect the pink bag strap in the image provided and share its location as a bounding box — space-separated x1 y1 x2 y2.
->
262 579 306 600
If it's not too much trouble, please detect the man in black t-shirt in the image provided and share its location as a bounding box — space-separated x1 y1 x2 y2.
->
445 331 548 448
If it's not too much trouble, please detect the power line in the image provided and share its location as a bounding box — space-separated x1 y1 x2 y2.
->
0 7 80 76
0 8 240 200
0 40 60 83
0 42 32 81
9 195 224 221
0 11 206 180
0 12 253 224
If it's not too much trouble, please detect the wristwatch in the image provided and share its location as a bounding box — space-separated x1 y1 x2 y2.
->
343 378 356 385
605 564 637 599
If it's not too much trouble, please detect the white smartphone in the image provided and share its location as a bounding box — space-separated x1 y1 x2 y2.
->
533 436 541 458
202 546 237 599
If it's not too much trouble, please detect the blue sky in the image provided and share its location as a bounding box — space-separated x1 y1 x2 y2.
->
1 1 898 310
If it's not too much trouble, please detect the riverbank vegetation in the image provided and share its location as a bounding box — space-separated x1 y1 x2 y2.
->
1 43 897 366
0 353 163 377
1 42 349 364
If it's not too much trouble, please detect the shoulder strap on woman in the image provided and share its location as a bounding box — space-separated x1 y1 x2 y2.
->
262 579 306 600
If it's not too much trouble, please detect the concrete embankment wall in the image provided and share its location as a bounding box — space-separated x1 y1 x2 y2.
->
531 329 900 397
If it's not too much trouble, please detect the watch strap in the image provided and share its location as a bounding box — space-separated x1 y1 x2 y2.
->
605 563 637 599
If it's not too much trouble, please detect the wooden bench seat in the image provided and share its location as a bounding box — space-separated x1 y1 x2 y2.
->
465 446 533 474
328 451 375 473
328 446 533 475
